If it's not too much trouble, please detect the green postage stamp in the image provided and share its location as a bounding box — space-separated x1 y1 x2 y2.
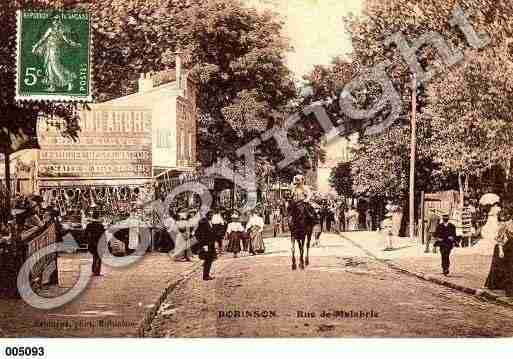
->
16 10 92 102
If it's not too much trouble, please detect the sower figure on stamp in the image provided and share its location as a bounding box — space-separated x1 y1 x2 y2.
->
433 213 456 276
195 211 217 281
32 15 81 92
86 210 105 276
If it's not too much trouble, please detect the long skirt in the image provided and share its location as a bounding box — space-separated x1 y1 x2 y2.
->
248 226 265 254
485 245 506 290
226 231 243 254
485 241 513 296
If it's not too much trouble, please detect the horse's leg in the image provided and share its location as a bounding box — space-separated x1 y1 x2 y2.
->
291 237 297 270
305 229 311 266
299 235 305 270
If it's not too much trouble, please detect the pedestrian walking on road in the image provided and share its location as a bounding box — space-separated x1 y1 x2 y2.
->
211 208 226 253
312 208 322 247
225 213 244 258
246 210 265 255
425 209 440 253
338 203 346 232
381 212 394 250
347 207 359 231
175 211 192 262
86 210 105 276
365 208 373 231
195 211 217 281
272 207 281 238
433 214 456 276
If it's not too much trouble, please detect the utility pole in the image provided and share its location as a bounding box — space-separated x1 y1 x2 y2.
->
409 73 417 241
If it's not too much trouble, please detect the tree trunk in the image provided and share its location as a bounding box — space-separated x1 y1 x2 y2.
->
3 152 10 225
458 172 464 207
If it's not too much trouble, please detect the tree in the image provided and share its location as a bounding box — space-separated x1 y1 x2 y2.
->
338 0 513 200
329 161 353 198
424 43 513 200
0 0 86 223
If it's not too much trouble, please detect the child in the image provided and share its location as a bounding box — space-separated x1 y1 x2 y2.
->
381 212 394 250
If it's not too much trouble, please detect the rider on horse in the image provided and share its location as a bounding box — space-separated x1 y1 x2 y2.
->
288 174 317 270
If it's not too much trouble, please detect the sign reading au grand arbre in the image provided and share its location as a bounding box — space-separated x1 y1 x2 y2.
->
37 107 152 179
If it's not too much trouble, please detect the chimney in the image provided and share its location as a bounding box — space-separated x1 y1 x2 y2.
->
175 50 182 89
138 72 153 93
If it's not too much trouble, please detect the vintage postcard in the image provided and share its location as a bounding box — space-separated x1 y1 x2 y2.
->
1 0 513 348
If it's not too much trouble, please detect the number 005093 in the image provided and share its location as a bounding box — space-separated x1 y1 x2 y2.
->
4 346 45 356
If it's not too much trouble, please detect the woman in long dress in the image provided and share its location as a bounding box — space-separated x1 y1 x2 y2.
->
225 213 244 258
32 16 81 92
485 209 513 296
211 209 226 253
475 203 501 253
174 211 192 262
246 211 265 255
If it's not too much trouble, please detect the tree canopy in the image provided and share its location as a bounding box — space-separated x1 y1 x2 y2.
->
313 0 513 202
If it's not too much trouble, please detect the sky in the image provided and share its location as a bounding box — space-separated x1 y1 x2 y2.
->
244 0 363 81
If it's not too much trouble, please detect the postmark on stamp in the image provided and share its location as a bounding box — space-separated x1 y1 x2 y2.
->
15 9 92 102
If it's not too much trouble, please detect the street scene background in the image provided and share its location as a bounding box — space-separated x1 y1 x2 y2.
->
1 0 513 339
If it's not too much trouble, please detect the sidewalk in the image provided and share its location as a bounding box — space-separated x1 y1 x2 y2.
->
340 231 511 304
0 252 200 337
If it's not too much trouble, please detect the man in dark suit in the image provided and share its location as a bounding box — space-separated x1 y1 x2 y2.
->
195 211 217 281
86 210 105 276
434 214 456 276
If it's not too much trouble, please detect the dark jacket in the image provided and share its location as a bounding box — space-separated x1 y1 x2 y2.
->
85 221 105 256
195 218 216 260
434 222 456 249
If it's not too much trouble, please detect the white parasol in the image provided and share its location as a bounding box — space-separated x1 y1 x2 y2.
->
479 193 500 206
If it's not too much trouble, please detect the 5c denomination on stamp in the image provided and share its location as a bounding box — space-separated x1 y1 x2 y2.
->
15 9 92 102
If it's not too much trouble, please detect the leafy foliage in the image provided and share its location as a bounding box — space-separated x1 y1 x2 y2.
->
329 161 353 197
425 45 513 180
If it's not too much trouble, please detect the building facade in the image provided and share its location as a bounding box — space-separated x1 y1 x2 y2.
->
34 54 199 204
316 133 358 194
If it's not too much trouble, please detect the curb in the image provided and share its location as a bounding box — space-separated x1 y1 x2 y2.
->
137 261 202 337
340 234 513 309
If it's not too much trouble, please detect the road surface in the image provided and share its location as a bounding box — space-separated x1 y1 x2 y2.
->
146 234 513 338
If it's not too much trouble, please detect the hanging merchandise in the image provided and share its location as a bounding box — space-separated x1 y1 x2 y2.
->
120 187 130 201
89 187 97 208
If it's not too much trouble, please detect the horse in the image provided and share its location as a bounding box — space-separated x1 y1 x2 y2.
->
288 199 317 270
